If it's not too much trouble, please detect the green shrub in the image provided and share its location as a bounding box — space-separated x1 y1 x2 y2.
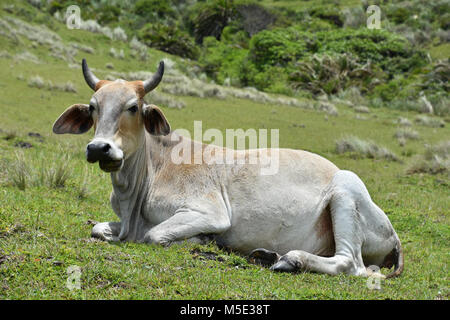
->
134 0 177 19
371 75 420 103
188 0 238 44
248 27 310 68
315 29 427 76
199 36 248 85
420 60 450 94
289 53 382 95
138 23 198 59
247 27 425 81
97 5 121 25
387 6 410 24
48 1 64 15
309 6 343 27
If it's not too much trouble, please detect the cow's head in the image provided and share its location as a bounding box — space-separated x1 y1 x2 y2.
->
53 59 170 172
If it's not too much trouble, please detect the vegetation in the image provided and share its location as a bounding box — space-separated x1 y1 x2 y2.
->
17 0 449 115
335 135 399 161
0 0 448 300
407 140 450 175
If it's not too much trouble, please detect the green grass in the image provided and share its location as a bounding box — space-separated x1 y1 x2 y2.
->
0 2 449 300
428 42 450 61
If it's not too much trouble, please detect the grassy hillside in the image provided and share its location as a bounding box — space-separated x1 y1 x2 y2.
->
0 0 448 299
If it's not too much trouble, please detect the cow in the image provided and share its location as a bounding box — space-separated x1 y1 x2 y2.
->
52 59 404 278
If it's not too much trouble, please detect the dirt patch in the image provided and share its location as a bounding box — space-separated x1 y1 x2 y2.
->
0 255 10 265
190 248 224 262
28 132 44 142
0 224 26 238
14 141 32 148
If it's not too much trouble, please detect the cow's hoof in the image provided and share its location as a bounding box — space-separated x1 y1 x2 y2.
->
270 258 297 273
249 248 280 267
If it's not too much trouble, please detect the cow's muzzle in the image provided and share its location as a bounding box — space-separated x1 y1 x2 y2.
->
86 142 111 163
86 141 123 172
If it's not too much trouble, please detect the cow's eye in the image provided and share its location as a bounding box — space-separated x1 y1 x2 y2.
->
128 105 138 113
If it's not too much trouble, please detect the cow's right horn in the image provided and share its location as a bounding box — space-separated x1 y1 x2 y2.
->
82 58 100 91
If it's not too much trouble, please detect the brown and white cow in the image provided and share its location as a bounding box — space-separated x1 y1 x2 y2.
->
52 59 403 277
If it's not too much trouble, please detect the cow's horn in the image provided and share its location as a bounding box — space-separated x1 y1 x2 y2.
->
82 58 100 91
143 61 164 93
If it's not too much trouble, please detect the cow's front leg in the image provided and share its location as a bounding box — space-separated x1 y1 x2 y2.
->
91 222 121 242
144 208 231 246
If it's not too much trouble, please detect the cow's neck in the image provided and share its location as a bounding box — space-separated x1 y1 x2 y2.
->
110 130 149 240
109 130 178 240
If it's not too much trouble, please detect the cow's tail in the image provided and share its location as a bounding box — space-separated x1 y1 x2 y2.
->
386 237 404 278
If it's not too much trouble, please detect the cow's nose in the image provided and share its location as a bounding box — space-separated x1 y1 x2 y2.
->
86 143 111 163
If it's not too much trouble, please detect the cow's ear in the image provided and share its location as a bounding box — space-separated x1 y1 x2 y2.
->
142 104 171 136
53 104 94 134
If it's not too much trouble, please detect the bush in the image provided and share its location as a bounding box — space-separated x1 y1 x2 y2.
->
407 141 450 175
289 53 381 95
188 0 238 44
199 36 248 85
420 60 450 95
387 6 410 24
129 36 149 61
309 6 343 27
371 75 419 103
314 29 426 77
133 0 177 19
335 136 399 161
28 75 45 89
394 128 420 141
112 27 127 42
414 115 445 128
138 23 198 59
97 5 121 25
239 26 425 93
248 27 309 69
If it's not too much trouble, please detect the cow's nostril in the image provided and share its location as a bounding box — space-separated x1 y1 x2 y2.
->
101 144 111 153
86 142 112 163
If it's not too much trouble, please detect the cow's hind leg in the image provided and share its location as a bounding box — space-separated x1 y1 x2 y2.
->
271 182 366 276
271 170 398 277
91 222 121 242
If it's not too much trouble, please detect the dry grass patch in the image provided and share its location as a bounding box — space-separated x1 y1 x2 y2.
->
407 140 450 175
415 115 445 128
394 128 420 146
336 136 399 161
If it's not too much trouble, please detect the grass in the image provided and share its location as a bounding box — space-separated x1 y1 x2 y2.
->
0 1 449 300
415 115 446 128
407 141 450 175
335 135 399 161
395 128 420 146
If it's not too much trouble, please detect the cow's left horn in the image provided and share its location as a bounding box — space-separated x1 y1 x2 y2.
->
143 61 164 93
82 58 100 91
